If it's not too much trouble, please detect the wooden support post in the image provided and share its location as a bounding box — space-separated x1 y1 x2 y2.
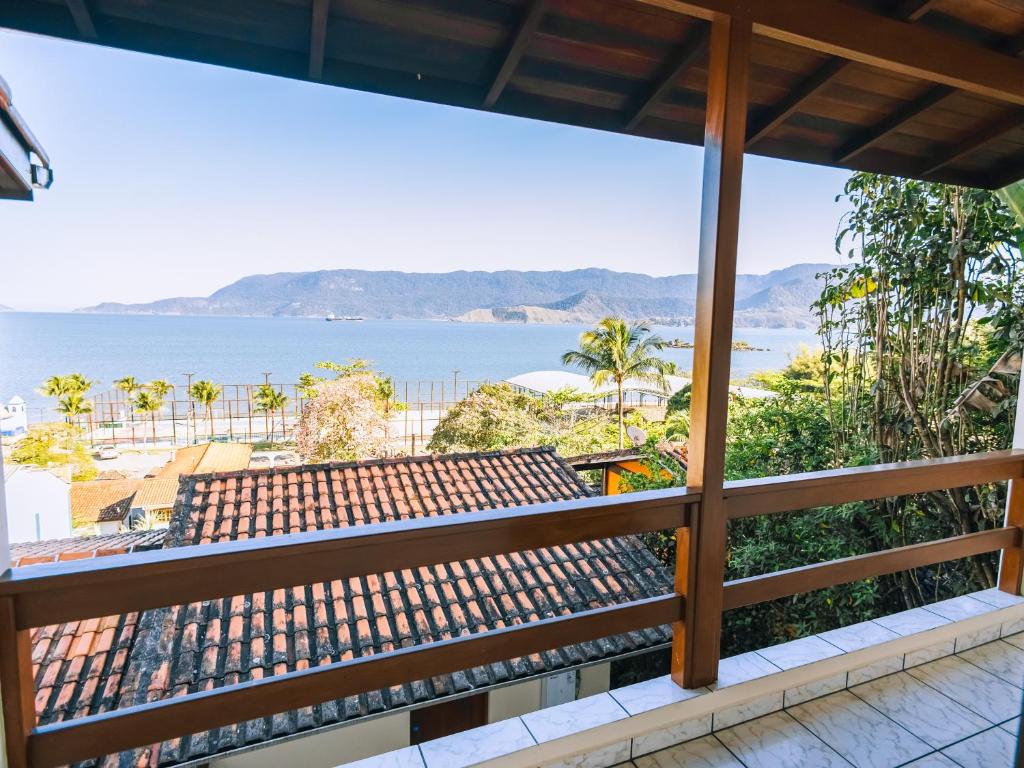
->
672 12 750 690
999 356 1024 595
0 597 34 768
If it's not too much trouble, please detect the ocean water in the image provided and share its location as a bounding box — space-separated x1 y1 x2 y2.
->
0 312 818 414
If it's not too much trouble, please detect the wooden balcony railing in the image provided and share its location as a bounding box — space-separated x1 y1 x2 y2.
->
1 451 1023 768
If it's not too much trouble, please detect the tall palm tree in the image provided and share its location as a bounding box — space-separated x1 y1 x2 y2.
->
189 380 222 439
39 373 92 398
562 317 668 448
147 379 173 399
254 384 289 442
133 390 163 445
114 376 141 397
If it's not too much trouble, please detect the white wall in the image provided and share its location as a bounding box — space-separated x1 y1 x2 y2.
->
4 467 71 543
213 711 410 768
577 663 611 699
488 679 541 722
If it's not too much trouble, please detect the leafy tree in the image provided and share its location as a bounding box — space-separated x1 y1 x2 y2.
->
189 380 222 439
55 391 93 431
39 374 94 425
666 384 691 416
254 384 289 442
562 317 668 448
815 174 1023 598
295 375 388 462
11 424 97 481
147 379 173 399
114 376 141 396
133 390 163 445
428 384 552 452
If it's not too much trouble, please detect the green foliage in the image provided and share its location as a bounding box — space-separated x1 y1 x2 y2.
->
11 424 97 481
563 317 668 448
666 384 691 415
254 384 290 440
39 373 94 424
295 375 388 462
189 380 222 439
114 376 141 395
747 347 826 395
428 384 552 452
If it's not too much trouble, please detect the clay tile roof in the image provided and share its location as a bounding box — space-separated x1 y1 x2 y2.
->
36 447 672 766
70 479 181 527
154 443 253 479
15 531 167 740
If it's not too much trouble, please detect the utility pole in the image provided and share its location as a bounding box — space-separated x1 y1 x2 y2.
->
184 372 195 445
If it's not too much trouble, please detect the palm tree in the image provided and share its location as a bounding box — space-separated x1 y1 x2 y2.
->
114 376 141 397
562 317 668 448
254 384 289 442
39 373 92 399
147 379 173 399
190 380 222 439
133 390 163 445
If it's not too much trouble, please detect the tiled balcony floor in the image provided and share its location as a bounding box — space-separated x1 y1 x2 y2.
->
624 634 1024 768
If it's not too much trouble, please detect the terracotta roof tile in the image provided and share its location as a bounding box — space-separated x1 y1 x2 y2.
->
31 447 671 766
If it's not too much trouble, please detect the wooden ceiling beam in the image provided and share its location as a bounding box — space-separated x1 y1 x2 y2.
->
625 25 709 132
64 0 97 39
745 0 934 148
308 0 329 80
836 85 954 163
633 0 1024 107
919 107 1024 178
839 28 1024 165
485 0 547 108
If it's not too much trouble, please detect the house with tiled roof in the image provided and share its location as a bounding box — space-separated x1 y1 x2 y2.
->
31 447 673 767
70 477 180 533
568 441 687 495
152 442 253 479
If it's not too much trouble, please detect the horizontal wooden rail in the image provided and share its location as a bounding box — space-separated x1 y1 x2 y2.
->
28 594 684 768
722 527 1020 610
723 450 1024 519
0 487 698 630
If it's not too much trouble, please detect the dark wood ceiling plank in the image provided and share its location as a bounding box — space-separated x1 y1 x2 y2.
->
625 24 708 132
485 0 548 107
308 0 329 80
65 0 97 39
745 58 847 147
836 84 954 163
744 0 937 148
919 107 1024 177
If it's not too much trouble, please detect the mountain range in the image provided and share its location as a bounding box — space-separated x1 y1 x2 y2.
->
76 264 833 328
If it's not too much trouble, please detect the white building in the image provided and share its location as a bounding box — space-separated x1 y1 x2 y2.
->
3 464 72 543
0 395 28 437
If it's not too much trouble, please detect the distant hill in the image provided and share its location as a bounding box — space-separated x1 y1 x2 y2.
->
0 304 12 312
77 264 833 328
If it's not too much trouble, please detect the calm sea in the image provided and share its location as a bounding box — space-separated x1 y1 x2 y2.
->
0 313 818 416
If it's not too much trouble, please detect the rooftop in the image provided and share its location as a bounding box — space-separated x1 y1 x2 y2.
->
28 448 676 765
152 442 253 479
69 478 179 527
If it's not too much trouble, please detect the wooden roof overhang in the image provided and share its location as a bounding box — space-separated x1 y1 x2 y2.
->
1 0 1023 187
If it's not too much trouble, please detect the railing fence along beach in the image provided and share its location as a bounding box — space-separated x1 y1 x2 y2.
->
38 377 491 451
0 450 1021 767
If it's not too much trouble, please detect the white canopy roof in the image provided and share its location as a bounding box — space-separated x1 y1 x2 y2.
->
504 371 775 400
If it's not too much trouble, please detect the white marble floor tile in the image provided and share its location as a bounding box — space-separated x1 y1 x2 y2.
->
716 711 848 767
522 693 628 743
609 676 707 716
1004 631 1024 650
711 692 784 730
873 607 950 636
419 718 535 768
904 639 955 668
905 655 1022 723
787 689 931 767
342 746 425 768
783 671 847 707
847 655 903 686
921 595 995 622
543 740 631 768
1001 716 1020 735
970 588 1024 609
633 734 743 767
901 754 961 767
631 714 712 758
711 651 781 689
756 635 844 670
819 620 900 652
941 726 1018 768
851 672 991 748
958 640 1024 688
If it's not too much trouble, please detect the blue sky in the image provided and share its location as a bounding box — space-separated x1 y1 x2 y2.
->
0 29 850 311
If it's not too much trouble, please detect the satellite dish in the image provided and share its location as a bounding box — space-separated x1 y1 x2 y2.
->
626 425 647 447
